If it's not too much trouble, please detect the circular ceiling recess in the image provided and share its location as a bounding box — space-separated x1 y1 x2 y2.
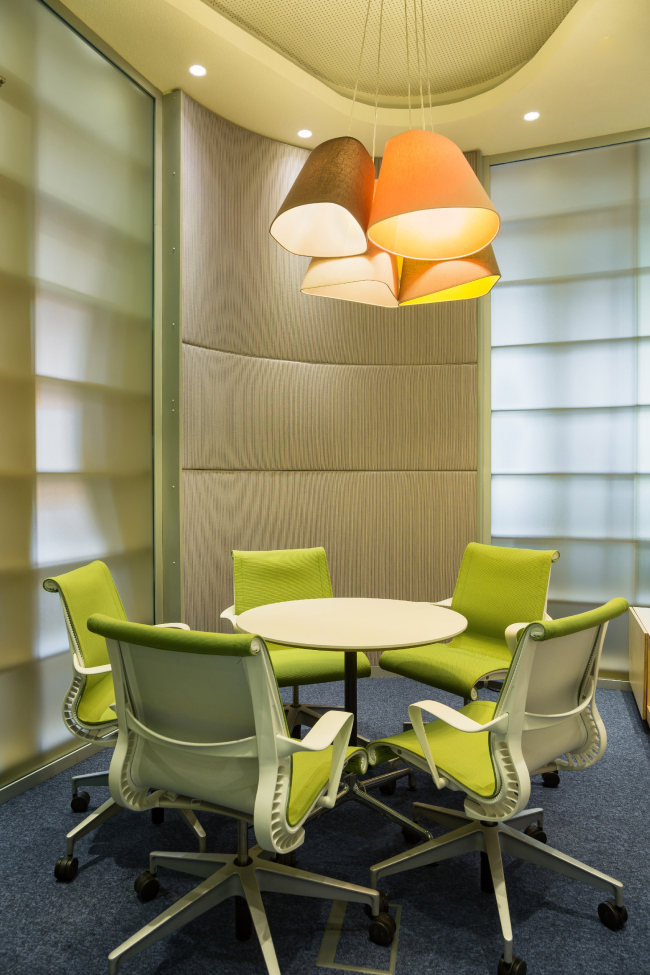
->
200 0 579 106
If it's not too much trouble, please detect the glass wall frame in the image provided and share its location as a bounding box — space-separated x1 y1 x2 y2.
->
487 126 650 677
0 0 169 796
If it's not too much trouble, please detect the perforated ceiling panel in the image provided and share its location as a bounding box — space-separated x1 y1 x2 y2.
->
201 0 578 105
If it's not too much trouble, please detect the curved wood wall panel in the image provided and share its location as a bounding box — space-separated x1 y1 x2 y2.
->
183 470 475 634
183 346 477 472
182 98 476 367
180 95 479 641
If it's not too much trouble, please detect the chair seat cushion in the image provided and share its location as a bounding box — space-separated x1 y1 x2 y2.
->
268 645 371 687
288 745 363 826
76 672 117 725
379 635 511 698
370 700 497 797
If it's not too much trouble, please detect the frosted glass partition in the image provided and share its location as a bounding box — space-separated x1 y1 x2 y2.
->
0 0 154 787
490 140 650 675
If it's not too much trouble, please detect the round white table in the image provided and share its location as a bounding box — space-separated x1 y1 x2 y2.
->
236 597 467 745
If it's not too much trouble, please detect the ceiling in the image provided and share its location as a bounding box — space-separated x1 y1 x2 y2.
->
59 0 650 157
200 0 579 106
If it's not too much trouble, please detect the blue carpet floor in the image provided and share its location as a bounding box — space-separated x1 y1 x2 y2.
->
0 678 648 975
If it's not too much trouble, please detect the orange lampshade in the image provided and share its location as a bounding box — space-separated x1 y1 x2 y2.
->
368 130 500 261
301 242 399 307
270 137 375 258
398 245 501 304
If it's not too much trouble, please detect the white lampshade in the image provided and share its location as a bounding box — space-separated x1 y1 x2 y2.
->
301 243 399 307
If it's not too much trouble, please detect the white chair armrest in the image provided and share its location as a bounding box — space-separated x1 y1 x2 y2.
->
407 700 509 790
73 653 111 676
276 710 355 811
431 597 453 607
220 605 238 629
409 700 509 735
543 611 553 621
504 622 532 655
154 622 190 630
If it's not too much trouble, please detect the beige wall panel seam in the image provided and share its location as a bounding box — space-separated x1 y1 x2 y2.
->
181 338 478 368
182 345 477 472
182 470 476 634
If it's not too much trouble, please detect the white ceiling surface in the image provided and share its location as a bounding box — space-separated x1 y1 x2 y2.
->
60 0 650 157
200 0 578 104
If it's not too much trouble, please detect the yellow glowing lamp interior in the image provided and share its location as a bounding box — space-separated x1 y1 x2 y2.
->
400 274 500 305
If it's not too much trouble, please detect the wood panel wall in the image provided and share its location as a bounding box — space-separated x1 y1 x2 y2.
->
180 95 478 651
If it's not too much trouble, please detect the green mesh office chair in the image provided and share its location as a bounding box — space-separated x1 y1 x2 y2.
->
221 547 371 734
380 543 559 702
368 598 629 975
85 615 395 975
44 561 202 881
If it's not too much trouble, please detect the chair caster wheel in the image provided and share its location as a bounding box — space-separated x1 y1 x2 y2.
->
407 777 417 792
134 871 160 903
368 912 396 946
70 791 90 813
542 771 560 788
54 855 78 882
235 895 253 940
498 955 527 975
523 824 547 844
277 851 297 867
364 891 389 919
379 780 397 796
598 901 627 931
151 808 165 825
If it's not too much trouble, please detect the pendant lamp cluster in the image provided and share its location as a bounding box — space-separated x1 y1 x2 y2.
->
270 0 501 307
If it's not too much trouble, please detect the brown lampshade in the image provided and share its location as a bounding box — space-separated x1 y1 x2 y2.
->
300 242 399 307
368 130 500 260
398 245 501 304
270 137 376 258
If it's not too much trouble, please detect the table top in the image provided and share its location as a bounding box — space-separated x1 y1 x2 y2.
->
236 597 467 651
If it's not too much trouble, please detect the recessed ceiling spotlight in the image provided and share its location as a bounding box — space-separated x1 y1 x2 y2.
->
297 129 312 138
189 65 207 77
524 111 540 121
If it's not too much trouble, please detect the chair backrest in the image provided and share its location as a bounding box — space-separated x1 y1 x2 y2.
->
451 542 559 646
466 597 629 822
232 547 333 615
87 615 310 854
43 560 127 734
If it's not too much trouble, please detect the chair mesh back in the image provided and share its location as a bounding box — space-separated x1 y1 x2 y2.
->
45 560 127 669
121 644 262 813
520 626 601 772
233 547 333 615
451 543 556 644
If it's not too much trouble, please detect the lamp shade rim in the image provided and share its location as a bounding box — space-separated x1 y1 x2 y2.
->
368 207 500 261
270 201 369 257
399 273 500 305
301 283 400 307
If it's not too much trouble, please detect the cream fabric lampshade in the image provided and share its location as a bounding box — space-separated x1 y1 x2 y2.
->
270 136 376 258
399 245 501 304
368 130 500 260
301 242 399 306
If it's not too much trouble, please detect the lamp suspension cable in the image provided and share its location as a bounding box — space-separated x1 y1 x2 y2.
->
420 0 434 131
372 0 385 164
404 0 411 130
413 0 425 130
347 0 373 136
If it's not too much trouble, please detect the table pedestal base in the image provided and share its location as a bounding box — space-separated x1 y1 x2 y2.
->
340 774 432 843
309 771 432 844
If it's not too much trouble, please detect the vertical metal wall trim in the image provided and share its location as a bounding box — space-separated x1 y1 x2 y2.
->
161 90 183 621
477 152 492 544
153 91 165 620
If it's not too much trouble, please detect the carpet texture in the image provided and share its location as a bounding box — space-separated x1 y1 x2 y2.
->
0 679 648 975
